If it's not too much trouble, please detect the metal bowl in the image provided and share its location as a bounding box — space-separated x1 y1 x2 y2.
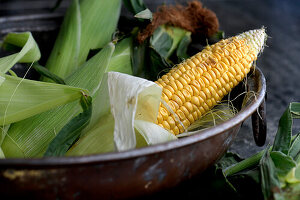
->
0 67 266 199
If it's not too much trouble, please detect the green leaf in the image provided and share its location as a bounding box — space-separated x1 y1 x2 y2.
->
217 152 243 170
260 148 281 200
270 151 296 177
0 32 40 73
134 120 177 146
148 47 172 81
107 37 133 75
0 125 10 147
134 8 152 20
132 40 147 78
150 25 191 62
8 70 17 77
208 31 225 44
223 150 265 177
43 0 81 80
70 71 166 155
32 63 66 85
78 0 121 63
163 26 191 59
44 0 121 80
289 132 300 161
67 114 115 156
272 104 292 154
176 33 192 60
132 39 171 80
44 96 92 157
0 73 84 126
81 38 133 134
291 102 300 118
231 168 261 186
2 43 114 158
150 26 173 58
123 0 147 15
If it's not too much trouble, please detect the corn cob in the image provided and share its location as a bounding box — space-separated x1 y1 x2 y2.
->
155 28 267 135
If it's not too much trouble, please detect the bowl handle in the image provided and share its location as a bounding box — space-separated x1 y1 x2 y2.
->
251 96 267 146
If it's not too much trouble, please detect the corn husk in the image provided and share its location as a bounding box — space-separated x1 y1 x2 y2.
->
42 0 80 80
107 38 133 75
0 73 85 126
2 43 114 158
44 0 121 80
67 114 115 156
150 25 191 59
64 38 135 156
0 32 40 73
80 38 133 134
68 72 176 155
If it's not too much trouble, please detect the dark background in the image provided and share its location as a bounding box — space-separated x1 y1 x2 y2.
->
0 0 300 199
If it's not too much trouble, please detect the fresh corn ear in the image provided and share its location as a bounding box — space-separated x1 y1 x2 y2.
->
155 28 267 135
69 28 267 154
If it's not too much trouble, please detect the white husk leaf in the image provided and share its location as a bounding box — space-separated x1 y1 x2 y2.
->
108 72 165 151
134 120 177 144
70 72 177 155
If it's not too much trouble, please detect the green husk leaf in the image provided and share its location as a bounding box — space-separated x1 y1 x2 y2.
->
176 33 192 60
291 102 300 118
217 152 244 170
134 8 152 20
132 40 147 78
8 70 18 77
44 0 121 80
0 32 40 73
148 47 172 81
208 31 225 44
289 132 300 160
223 149 268 177
0 147 4 158
134 120 177 146
78 0 121 62
32 63 66 84
285 166 300 184
108 72 159 151
0 125 9 141
163 25 191 59
66 114 115 156
43 0 81 80
2 43 114 158
81 38 133 134
107 37 133 74
150 25 191 60
150 26 173 58
272 104 293 154
132 40 169 80
260 148 281 200
273 102 300 154
69 71 165 155
0 73 84 126
270 151 296 178
44 95 92 157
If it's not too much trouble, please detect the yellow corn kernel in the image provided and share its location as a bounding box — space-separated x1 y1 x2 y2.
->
155 28 266 135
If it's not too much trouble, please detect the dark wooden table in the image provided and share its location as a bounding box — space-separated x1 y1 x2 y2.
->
1 0 300 199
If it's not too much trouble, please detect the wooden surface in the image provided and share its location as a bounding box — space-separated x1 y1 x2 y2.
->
0 0 300 199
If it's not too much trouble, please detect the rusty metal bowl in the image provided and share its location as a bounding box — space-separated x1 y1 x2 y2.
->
0 67 266 199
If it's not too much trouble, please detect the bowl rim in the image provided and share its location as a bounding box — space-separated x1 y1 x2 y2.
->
0 67 266 167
